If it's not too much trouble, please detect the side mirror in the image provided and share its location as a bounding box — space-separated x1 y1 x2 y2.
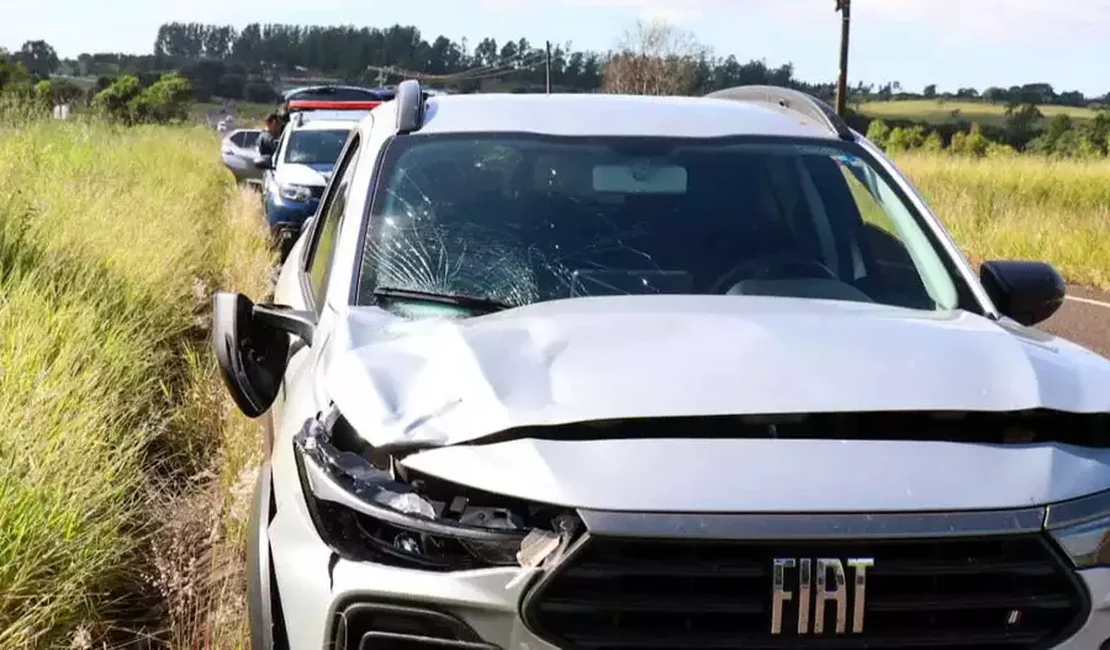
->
212 292 317 418
979 260 1066 326
253 155 273 170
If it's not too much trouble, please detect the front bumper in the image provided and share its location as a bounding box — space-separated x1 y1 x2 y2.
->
266 484 1110 650
268 480 545 649
264 193 318 231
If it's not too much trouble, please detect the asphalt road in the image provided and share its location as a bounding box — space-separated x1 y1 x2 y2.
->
1039 286 1110 359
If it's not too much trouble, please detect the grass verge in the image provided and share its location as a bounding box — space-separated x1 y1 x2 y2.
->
0 116 272 648
895 153 1110 289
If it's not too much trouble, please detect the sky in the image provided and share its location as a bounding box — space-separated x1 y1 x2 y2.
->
2 0 1108 96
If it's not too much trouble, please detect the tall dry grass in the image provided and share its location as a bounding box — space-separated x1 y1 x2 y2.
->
896 153 1110 288
0 115 272 649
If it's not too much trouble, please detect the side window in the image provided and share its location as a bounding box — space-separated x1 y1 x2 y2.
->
228 132 245 147
820 155 957 310
241 131 260 148
306 134 361 304
837 163 908 267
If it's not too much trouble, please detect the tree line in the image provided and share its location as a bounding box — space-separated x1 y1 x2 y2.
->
865 107 1110 160
44 21 820 103
2 18 1107 149
5 21 1107 107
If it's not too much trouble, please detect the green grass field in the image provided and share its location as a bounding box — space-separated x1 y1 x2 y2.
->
860 99 1100 127
0 116 273 649
896 153 1110 288
0 115 1106 649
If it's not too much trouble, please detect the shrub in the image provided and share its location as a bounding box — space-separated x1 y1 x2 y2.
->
91 72 192 125
865 118 891 148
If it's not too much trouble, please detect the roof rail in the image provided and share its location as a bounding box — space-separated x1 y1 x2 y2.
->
394 79 427 135
705 85 854 141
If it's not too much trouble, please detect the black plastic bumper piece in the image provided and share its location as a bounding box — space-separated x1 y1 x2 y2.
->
327 602 501 650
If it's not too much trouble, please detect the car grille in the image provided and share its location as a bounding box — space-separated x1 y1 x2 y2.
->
309 185 325 200
522 534 1087 650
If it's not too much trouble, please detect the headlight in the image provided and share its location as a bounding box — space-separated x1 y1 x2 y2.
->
1050 510 1110 569
277 183 313 202
292 411 578 572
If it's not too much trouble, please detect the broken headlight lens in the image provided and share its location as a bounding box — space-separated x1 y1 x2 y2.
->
1050 513 1110 569
292 414 571 571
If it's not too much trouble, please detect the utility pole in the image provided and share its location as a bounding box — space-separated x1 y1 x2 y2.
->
545 41 553 93
834 0 851 116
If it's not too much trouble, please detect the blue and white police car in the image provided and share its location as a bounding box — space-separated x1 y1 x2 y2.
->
259 110 365 260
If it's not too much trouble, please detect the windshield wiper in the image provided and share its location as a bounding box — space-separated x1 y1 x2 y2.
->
371 287 514 314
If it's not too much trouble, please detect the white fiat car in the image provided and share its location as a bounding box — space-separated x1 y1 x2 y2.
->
214 80 1110 650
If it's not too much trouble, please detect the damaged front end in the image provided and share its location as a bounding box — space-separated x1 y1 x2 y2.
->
292 407 580 575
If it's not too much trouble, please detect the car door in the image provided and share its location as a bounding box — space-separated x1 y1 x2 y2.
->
268 131 362 432
221 129 263 183
237 130 263 184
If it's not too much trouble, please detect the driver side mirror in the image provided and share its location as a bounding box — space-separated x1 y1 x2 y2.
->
212 292 316 418
979 260 1066 327
253 155 274 170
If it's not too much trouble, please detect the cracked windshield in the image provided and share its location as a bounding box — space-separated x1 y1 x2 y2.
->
361 136 957 312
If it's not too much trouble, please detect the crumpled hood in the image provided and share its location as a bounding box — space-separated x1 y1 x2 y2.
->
274 162 330 186
323 295 1110 450
399 437 1110 512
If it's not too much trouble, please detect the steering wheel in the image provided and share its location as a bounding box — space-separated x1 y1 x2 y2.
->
710 253 839 294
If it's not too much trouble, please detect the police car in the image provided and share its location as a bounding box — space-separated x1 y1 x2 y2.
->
258 109 366 261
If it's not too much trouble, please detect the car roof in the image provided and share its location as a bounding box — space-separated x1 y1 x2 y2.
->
415 93 838 140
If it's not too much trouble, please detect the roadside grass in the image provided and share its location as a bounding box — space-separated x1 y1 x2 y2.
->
860 99 1099 127
0 115 272 648
895 153 1110 289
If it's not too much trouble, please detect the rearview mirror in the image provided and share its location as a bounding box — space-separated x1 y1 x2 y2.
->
212 292 317 418
979 260 1066 326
